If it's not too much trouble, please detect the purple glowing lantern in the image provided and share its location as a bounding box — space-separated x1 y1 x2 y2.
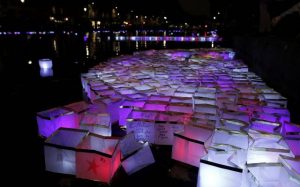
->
63 101 90 128
37 107 77 138
119 100 145 127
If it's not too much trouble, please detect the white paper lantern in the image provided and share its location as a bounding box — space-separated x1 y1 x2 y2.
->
39 58 53 69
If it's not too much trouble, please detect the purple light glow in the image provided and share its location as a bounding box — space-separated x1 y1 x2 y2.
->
37 108 78 138
115 36 220 42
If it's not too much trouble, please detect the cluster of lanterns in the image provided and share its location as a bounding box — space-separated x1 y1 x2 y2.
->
37 48 299 185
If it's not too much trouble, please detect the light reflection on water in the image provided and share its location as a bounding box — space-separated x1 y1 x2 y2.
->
0 31 220 79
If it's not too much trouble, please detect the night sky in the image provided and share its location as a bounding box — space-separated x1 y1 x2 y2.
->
117 0 211 23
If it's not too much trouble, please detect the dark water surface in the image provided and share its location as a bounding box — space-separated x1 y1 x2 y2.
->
2 32 214 186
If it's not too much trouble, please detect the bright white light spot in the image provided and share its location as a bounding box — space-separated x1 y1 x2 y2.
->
145 16 147 19
84 7 87 12
28 60 32 65
97 21 101 25
218 12 220 15
20 0 25 3
136 16 138 18
92 2 94 5
65 17 69 21
164 16 167 20
213 16 216 20
49 16 54 21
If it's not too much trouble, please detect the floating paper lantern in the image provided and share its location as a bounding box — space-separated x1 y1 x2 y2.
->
119 100 145 127
211 128 249 150
247 130 292 164
63 101 90 128
198 148 246 187
246 156 300 187
76 133 120 184
172 125 213 167
250 118 281 134
39 58 53 69
80 112 111 136
120 133 155 175
44 128 88 175
37 107 77 138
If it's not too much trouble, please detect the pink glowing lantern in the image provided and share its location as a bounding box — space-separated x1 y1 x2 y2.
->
76 133 120 184
37 107 77 138
143 102 167 112
120 133 155 175
63 101 90 128
172 125 213 167
44 128 88 175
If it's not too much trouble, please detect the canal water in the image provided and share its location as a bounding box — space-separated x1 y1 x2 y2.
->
2 32 215 186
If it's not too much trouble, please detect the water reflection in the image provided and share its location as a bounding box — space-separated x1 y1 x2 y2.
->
40 67 53 77
0 30 220 80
